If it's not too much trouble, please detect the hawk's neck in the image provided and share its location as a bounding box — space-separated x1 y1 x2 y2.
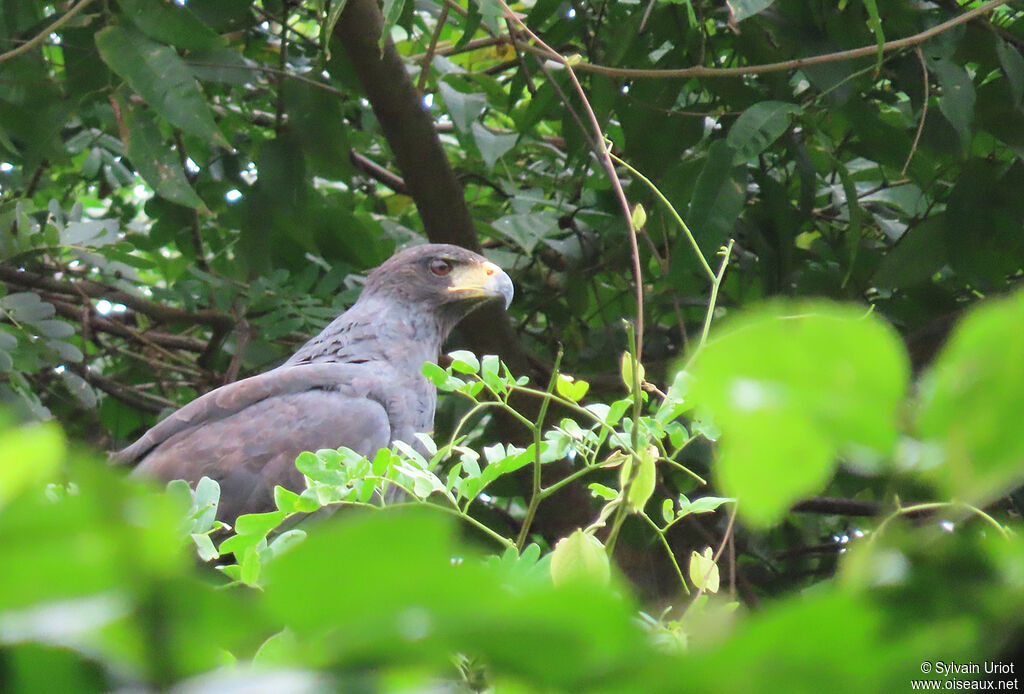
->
284 296 444 375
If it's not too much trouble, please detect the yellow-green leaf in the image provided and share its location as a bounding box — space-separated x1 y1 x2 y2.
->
689 547 720 593
550 530 611 586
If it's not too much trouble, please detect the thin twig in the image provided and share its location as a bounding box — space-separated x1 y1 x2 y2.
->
0 0 97 63
696 239 734 352
417 2 450 92
499 0 645 357
902 45 929 177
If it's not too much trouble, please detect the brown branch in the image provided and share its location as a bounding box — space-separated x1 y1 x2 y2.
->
790 496 932 518
0 265 233 331
348 150 409 194
517 0 1012 80
44 296 208 353
70 364 173 414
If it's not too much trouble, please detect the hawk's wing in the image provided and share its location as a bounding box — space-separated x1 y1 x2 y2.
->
115 363 398 519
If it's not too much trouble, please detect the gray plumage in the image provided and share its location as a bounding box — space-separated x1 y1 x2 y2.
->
115 244 513 521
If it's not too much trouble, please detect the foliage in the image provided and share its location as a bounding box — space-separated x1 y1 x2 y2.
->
2 0 1024 690
1 288 1023 691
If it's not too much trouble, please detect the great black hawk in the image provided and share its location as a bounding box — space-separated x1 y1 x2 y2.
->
115 244 514 521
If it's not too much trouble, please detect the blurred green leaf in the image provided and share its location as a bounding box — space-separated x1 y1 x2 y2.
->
916 289 1024 502
0 422 64 509
688 302 908 526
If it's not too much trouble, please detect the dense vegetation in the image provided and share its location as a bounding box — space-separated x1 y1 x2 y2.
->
1 0 1022 691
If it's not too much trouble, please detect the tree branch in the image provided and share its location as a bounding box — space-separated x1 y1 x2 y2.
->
334 0 533 378
517 0 1012 80
0 265 232 331
0 0 98 64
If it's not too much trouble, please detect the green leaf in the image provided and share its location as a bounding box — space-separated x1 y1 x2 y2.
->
422 361 448 386
234 510 287 537
491 212 559 254
117 0 224 51
273 485 302 513
480 354 504 392
191 532 219 561
686 496 733 514
631 203 647 230
0 422 65 509
555 374 589 402
59 370 96 408
190 476 221 532
550 530 610 586
320 0 352 59
619 352 645 390
380 0 410 51
916 289 1024 503
1 293 55 323
438 81 486 133
726 101 801 164
264 528 307 559
472 122 517 170
687 140 745 253
687 302 908 527
725 0 775 23
95 26 229 147
627 446 657 512
996 39 1024 109
32 319 75 339
449 350 480 374
61 219 118 247
863 0 884 75
186 47 256 85
661 498 674 524
588 482 618 501
925 36 975 149
872 215 946 289
689 547 720 593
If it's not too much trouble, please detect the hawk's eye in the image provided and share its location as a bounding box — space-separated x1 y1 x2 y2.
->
429 258 453 276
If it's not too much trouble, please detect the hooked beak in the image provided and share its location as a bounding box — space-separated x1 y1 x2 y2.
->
448 260 514 309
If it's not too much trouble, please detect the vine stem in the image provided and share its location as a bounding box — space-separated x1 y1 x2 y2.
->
697 239 734 352
640 513 690 595
604 322 643 555
610 153 715 282
870 500 1011 543
496 0 645 358
515 349 563 549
